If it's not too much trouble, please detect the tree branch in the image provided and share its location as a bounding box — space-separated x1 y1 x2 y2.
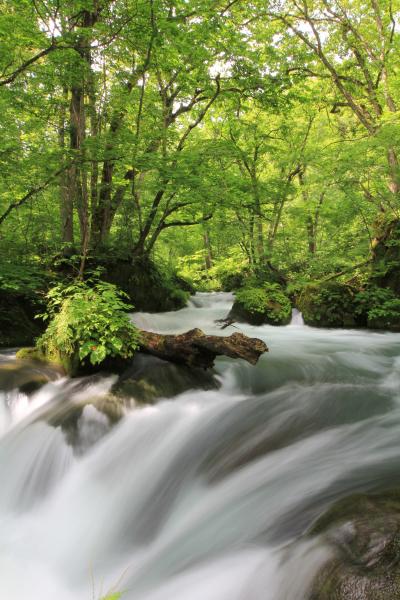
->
0 43 58 87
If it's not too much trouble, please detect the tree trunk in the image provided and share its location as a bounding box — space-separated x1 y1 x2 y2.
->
139 328 268 369
59 90 74 253
203 228 213 270
251 176 264 263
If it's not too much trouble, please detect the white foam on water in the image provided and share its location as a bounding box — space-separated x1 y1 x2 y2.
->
1 293 400 599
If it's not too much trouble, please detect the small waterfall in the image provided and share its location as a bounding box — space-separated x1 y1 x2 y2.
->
290 308 304 326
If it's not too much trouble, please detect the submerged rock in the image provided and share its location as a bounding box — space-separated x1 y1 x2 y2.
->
113 354 219 403
29 354 220 448
308 490 400 599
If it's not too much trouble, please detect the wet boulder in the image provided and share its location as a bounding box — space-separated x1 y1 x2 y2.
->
309 490 400 600
229 284 291 326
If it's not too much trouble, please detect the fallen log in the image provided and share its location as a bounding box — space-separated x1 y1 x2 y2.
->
139 327 268 369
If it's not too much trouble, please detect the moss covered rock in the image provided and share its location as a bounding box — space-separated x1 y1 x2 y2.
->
229 284 291 326
16 347 47 362
220 269 251 292
298 282 358 328
89 255 190 312
309 490 400 600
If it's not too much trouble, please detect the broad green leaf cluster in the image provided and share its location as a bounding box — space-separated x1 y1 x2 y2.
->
37 281 141 368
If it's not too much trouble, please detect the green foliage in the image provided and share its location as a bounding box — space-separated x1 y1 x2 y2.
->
1 0 400 332
355 286 400 330
233 283 292 325
0 262 48 297
178 250 249 292
36 280 141 370
220 269 249 292
236 287 270 314
368 298 400 329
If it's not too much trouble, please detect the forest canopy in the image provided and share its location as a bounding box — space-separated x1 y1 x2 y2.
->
0 0 399 292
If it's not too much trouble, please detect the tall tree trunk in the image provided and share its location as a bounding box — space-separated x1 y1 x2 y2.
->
250 174 264 263
59 88 74 253
64 8 99 270
248 209 256 266
88 68 99 233
203 227 213 270
91 79 136 250
69 84 88 251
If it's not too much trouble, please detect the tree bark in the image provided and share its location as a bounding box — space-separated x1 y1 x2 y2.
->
59 88 74 252
139 328 268 369
203 228 213 270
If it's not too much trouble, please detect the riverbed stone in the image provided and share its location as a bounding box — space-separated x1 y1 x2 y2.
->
308 490 400 600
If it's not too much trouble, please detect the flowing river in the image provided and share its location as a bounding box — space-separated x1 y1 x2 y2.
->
1 292 400 599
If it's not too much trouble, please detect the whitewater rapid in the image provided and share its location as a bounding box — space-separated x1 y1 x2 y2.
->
1 292 400 599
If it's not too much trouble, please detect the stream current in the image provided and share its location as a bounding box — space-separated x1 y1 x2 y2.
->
1 292 400 599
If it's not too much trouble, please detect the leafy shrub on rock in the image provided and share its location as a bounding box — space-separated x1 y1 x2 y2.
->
229 284 292 325
36 280 141 374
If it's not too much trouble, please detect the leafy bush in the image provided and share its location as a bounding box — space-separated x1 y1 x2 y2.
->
36 280 141 371
235 287 269 314
0 262 49 296
231 283 292 325
355 286 400 330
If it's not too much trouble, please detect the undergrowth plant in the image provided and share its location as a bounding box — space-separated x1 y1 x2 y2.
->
37 279 141 368
237 284 291 322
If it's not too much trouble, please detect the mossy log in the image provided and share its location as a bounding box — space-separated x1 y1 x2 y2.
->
139 327 268 369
